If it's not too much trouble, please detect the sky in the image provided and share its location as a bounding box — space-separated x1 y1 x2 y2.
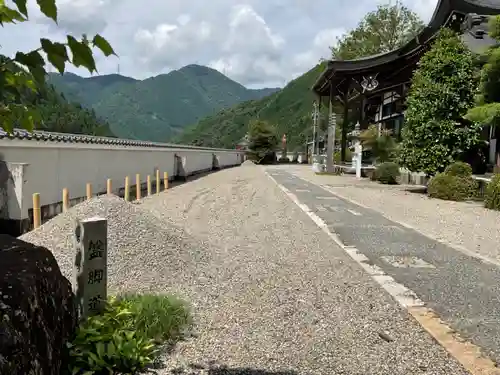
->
1 0 438 88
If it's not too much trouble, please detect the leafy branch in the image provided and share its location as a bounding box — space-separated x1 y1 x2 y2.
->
0 0 116 133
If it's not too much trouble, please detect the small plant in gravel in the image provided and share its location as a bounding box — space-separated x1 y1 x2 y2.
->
485 174 500 210
67 293 192 374
427 173 477 201
375 162 400 184
444 161 473 177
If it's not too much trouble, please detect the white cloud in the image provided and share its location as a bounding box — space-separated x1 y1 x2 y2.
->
0 0 439 87
292 28 346 75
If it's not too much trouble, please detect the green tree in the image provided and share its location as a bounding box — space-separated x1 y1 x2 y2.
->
466 16 500 148
399 28 481 176
331 1 424 60
248 120 278 163
0 0 116 133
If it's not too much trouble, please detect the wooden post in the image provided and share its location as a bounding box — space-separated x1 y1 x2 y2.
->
32 193 41 229
164 172 169 190
124 176 130 201
147 175 152 196
86 183 92 199
62 188 70 212
156 170 160 194
136 174 141 200
73 217 108 319
106 179 112 195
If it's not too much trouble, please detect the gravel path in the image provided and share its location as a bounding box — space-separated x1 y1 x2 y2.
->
283 165 500 263
139 165 467 374
20 164 469 374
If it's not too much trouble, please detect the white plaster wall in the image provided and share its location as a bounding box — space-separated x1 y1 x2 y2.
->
0 139 242 219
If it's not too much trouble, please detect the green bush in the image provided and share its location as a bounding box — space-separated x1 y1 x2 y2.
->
375 162 400 184
444 161 473 177
428 173 477 201
485 174 500 210
67 294 192 375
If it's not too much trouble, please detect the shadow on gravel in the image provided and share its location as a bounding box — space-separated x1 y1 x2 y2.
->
207 368 298 375
168 165 240 190
164 364 298 375
404 186 427 195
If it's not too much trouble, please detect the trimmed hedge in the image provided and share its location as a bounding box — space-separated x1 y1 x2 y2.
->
485 173 500 210
444 161 473 177
375 162 400 184
428 173 477 201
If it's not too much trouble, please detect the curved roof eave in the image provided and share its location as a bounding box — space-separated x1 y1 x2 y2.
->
312 0 500 95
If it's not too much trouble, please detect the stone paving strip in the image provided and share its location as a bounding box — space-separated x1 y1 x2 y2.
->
283 164 500 265
22 163 470 374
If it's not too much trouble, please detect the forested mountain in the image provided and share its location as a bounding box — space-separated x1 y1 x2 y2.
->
48 64 280 141
175 63 331 150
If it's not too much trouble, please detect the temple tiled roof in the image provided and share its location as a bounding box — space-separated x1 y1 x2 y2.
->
313 0 500 96
0 127 238 152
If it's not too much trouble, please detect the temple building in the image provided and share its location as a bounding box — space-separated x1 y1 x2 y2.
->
312 0 500 171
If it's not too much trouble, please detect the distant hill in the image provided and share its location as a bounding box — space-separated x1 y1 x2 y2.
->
48 65 280 141
176 63 338 150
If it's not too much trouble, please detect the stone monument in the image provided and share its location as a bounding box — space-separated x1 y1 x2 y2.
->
73 217 108 319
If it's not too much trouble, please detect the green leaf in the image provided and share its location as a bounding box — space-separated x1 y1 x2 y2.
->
92 34 116 57
14 50 44 68
0 4 27 24
12 0 28 17
40 38 68 73
20 109 35 131
67 35 97 72
36 0 57 22
14 51 47 83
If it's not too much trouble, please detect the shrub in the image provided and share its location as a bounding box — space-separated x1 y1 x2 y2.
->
375 162 400 184
485 174 500 210
444 161 473 177
67 294 192 375
428 173 477 201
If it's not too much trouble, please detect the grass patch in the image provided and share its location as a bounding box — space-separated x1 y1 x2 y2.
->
117 293 192 345
67 293 192 375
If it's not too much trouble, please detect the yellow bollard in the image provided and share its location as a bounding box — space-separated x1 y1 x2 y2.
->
106 178 112 195
32 193 41 229
62 188 69 212
164 172 168 191
136 174 141 200
147 175 152 196
156 170 160 194
86 183 92 200
124 176 130 201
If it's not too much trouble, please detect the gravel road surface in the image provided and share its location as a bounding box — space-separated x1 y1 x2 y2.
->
21 164 469 374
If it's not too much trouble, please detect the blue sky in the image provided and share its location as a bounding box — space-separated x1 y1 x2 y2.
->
1 0 438 88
